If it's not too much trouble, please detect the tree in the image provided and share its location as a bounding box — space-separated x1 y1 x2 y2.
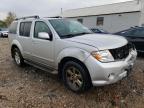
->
0 20 6 28
4 12 16 27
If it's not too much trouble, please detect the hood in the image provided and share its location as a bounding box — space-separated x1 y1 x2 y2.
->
65 34 127 50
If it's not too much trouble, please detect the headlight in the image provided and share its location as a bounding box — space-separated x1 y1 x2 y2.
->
91 50 114 63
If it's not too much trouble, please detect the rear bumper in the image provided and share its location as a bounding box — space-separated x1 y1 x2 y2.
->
84 50 137 86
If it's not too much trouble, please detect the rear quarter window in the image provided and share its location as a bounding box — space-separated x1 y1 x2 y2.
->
9 22 18 34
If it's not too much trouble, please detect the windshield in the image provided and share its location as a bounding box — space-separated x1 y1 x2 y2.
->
1 28 8 31
49 19 92 38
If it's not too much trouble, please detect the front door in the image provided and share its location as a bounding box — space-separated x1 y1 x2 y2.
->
31 21 54 67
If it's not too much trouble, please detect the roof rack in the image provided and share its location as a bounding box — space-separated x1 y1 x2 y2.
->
45 16 62 18
15 15 40 20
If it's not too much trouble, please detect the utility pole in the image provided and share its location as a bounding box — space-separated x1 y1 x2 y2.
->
61 8 63 17
139 0 144 26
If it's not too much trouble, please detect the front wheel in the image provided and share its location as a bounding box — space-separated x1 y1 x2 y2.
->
62 61 92 93
13 48 24 66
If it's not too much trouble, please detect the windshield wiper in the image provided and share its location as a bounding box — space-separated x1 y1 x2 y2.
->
74 32 92 36
61 32 92 39
61 34 77 38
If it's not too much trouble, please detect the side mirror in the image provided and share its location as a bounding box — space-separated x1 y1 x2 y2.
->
38 32 50 40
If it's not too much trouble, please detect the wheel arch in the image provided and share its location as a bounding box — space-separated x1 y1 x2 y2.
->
11 40 23 58
58 57 92 84
56 48 90 67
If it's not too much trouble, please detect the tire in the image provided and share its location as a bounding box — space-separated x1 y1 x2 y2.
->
1 34 3 37
13 48 24 66
62 61 92 93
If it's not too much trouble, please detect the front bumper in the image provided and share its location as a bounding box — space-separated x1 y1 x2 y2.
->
84 50 137 86
2 33 8 37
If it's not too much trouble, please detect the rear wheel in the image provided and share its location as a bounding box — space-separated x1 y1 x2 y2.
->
13 48 24 66
62 61 92 93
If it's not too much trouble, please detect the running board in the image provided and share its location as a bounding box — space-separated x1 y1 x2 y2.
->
24 60 58 74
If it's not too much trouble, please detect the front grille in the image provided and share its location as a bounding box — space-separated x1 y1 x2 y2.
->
109 43 134 60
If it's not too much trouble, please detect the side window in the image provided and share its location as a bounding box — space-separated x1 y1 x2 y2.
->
9 22 18 34
19 22 32 37
34 21 52 39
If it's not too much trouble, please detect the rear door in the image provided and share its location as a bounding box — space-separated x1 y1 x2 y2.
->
18 21 33 59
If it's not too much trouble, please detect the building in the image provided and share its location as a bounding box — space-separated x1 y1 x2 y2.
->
62 0 144 33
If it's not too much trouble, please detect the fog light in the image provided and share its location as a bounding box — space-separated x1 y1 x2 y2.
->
108 73 115 80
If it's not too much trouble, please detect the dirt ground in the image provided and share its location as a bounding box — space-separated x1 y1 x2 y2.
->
0 38 144 108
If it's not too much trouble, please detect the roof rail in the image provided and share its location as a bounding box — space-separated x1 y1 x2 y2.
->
45 16 62 18
15 15 40 20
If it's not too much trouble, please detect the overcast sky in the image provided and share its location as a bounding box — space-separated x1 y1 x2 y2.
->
0 0 133 20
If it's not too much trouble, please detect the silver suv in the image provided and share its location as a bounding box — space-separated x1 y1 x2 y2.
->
9 16 137 92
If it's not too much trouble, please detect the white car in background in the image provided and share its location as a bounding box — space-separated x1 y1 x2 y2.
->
0 28 8 37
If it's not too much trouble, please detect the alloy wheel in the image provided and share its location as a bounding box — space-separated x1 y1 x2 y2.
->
14 52 21 65
66 66 83 91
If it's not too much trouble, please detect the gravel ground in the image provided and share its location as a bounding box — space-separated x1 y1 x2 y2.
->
0 38 144 108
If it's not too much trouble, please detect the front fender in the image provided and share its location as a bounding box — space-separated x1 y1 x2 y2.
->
56 47 90 68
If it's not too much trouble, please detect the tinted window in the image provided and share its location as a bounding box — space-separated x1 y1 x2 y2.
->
9 22 18 34
34 21 52 39
19 22 32 37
